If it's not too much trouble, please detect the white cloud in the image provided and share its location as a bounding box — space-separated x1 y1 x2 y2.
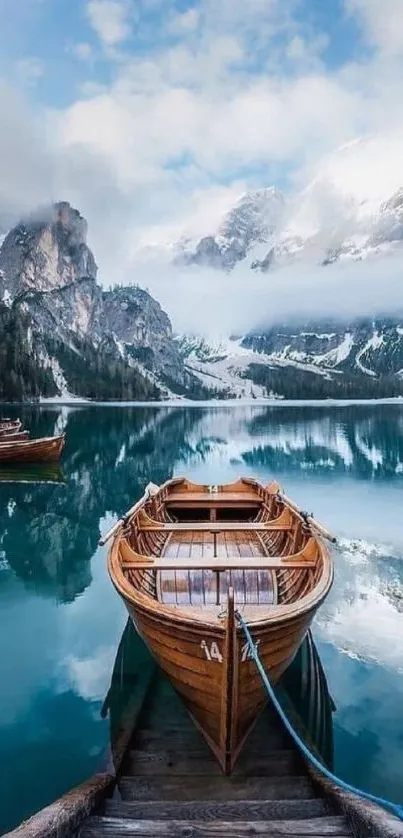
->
123 248 403 337
1 0 403 339
0 81 53 228
346 0 403 55
86 0 132 46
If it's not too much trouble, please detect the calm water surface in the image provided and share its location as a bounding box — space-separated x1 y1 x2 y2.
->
1 404 403 832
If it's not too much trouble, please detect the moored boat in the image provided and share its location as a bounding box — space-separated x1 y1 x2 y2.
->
0 430 29 441
0 418 21 433
0 434 65 463
105 476 334 773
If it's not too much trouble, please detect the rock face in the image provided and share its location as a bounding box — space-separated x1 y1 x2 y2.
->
0 202 192 400
0 202 97 298
101 286 187 386
178 187 285 271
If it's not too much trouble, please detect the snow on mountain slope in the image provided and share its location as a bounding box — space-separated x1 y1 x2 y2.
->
177 335 271 397
176 334 337 398
141 135 403 274
176 315 403 399
243 318 403 378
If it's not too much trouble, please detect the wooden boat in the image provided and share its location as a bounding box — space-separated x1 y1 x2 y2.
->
0 430 29 441
0 418 21 433
105 476 334 774
0 434 65 463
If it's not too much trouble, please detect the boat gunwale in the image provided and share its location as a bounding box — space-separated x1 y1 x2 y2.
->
0 433 65 449
107 477 334 630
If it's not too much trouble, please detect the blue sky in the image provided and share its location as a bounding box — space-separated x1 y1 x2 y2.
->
0 0 402 273
1 0 367 104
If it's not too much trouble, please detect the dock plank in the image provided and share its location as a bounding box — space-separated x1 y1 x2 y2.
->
118 776 317 802
127 749 301 777
104 799 332 822
82 816 350 837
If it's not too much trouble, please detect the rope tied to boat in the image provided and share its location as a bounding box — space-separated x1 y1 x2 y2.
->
235 610 403 823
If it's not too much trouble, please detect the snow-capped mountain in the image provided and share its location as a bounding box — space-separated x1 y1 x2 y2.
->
162 137 403 272
4 134 403 402
175 187 285 271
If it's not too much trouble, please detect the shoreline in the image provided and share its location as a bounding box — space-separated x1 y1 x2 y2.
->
6 396 403 407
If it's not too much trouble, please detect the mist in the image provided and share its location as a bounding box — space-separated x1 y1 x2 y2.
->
129 250 403 337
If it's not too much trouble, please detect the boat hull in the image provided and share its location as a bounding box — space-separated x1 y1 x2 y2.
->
0 434 65 463
118 592 321 772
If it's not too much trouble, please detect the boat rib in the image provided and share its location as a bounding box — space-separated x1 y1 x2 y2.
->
107 476 334 773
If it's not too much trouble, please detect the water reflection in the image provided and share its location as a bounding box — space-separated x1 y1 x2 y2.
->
0 402 402 831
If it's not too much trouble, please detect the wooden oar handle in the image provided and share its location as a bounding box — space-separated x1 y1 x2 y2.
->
99 490 151 546
279 492 336 544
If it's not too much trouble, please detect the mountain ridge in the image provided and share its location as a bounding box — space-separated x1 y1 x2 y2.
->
0 202 208 401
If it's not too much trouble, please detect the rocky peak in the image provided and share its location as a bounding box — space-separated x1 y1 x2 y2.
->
0 201 97 301
219 187 284 248
101 285 187 385
178 186 285 271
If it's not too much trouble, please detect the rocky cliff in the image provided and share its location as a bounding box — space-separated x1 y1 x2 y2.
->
0 203 195 401
0 202 97 298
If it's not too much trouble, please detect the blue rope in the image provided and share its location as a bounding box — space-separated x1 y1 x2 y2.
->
236 612 403 822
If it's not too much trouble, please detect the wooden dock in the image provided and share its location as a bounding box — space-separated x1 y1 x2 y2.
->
81 673 352 838
5 625 403 838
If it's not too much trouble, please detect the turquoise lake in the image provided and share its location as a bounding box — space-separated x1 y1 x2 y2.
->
1 403 403 833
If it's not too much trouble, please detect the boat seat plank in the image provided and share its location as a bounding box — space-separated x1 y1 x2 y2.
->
166 492 262 504
139 522 292 532
127 749 300 776
123 558 315 570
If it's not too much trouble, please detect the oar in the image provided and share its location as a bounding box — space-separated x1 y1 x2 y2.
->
99 482 160 546
278 491 337 544
99 493 148 547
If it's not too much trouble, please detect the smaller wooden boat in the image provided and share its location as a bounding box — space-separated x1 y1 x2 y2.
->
0 434 65 463
0 430 29 441
0 418 21 433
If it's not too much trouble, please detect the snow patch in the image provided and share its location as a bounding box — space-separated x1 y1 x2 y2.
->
355 331 383 376
313 332 354 367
